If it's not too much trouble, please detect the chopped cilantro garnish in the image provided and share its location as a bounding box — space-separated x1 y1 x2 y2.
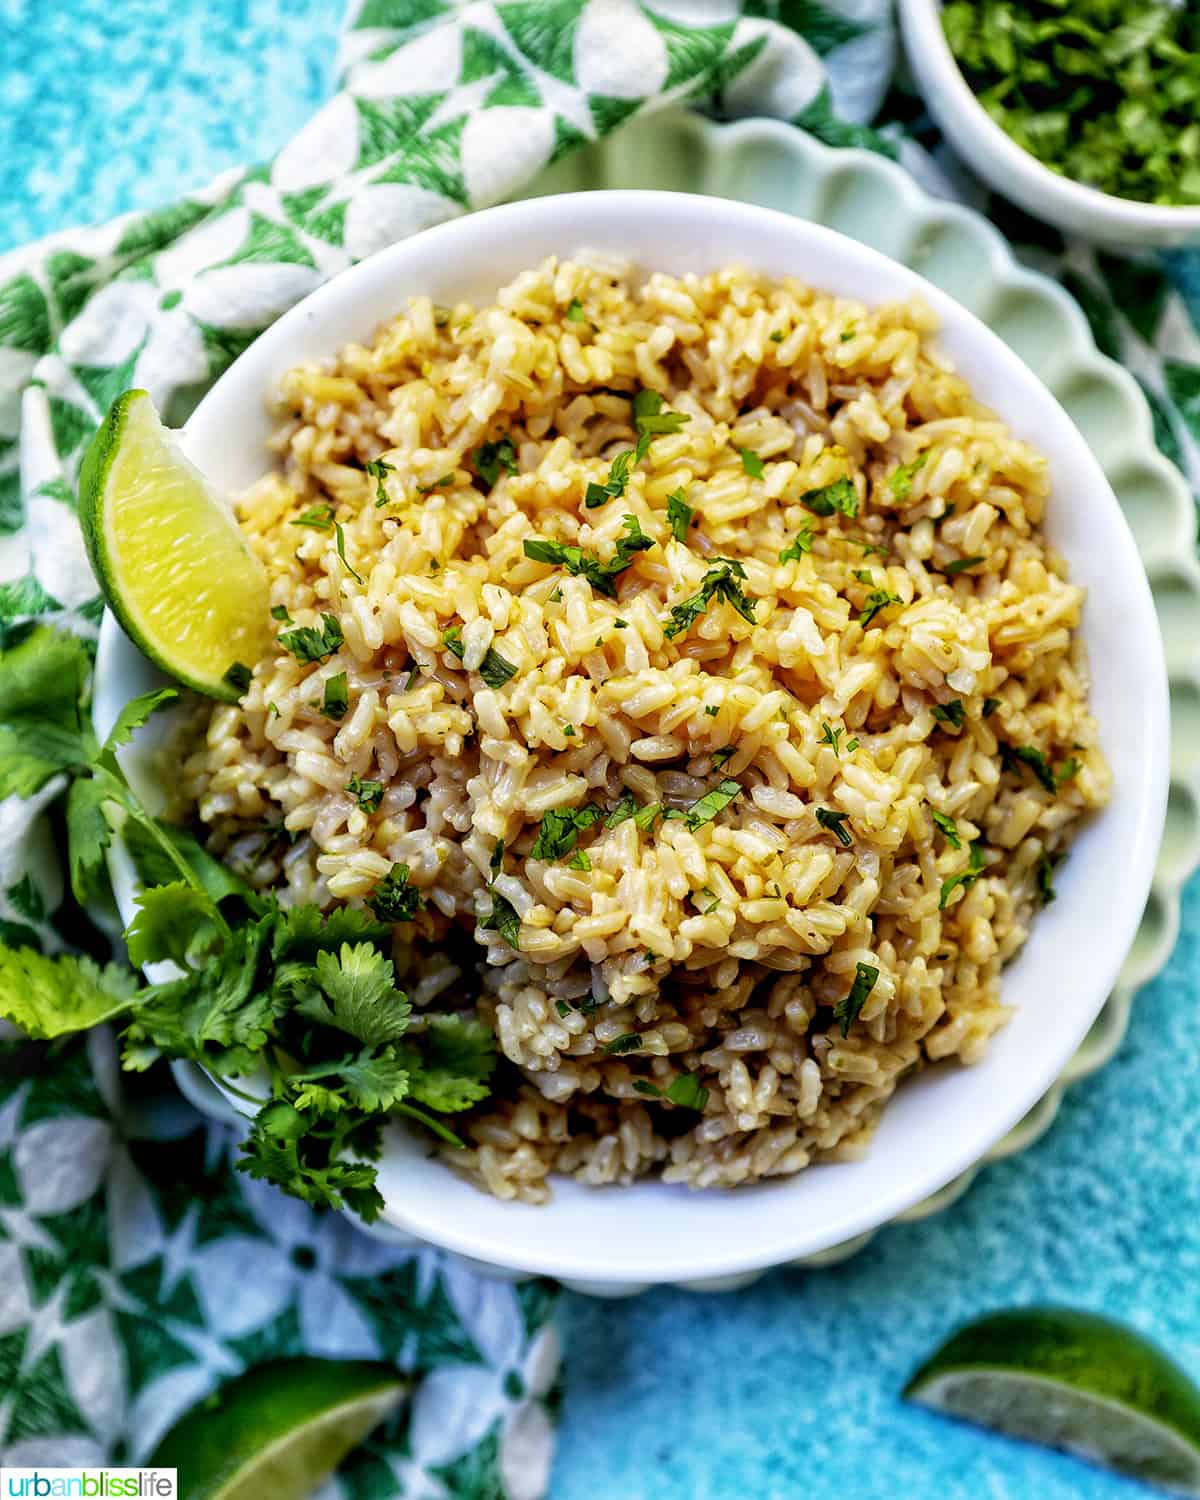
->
603 1032 643 1056
404 665 420 692
889 452 928 501
481 891 521 949
840 327 856 342
633 802 663 831
416 473 456 494
569 849 592 871
556 999 573 1018
614 617 628 629
223 661 251 695
471 437 518 488
859 589 901 627
334 523 363 584
779 524 814 563
801 477 858 518
633 1079 662 1096
769 329 785 343
845 737 860 753
293 504 334 531
666 1073 709 1110
1037 850 1062 906
834 962 878 1037
931 700 966 729
738 447 766 479
932 810 961 848
566 297 586 322
685 778 741 831
819 722 843 755
369 862 423 922
633 389 690 439
365 458 395 507
982 697 1001 718
704 704 719 718
270 604 292 623
320 672 349 721
858 540 889 558
530 803 604 862
816 807 852 847
939 842 987 910
585 447 638 509
944 554 986 575
711 745 736 769
663 558 757 640
440 626 518 688
523 514 654 598
1002 743 1058 794
347 773 384 813
605 792 637 828
667 488 694 542
279 614 344 663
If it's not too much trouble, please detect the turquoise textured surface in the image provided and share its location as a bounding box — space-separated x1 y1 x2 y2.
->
5 4 1200 1497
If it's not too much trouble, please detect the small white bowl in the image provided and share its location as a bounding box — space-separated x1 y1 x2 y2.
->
899 0 1200 249
95 190 1169 1287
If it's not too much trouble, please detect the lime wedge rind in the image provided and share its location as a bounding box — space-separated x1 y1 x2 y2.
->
906 1308 1200 1497
150 1357 407 1500
80 389 271 702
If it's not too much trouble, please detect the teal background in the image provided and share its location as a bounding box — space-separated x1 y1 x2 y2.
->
4 3 1199 1496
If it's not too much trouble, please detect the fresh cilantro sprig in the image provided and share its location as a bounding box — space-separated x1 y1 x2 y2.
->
441 626 518 688
584 391 689 509
0 629 498 1222
834 962 879 1037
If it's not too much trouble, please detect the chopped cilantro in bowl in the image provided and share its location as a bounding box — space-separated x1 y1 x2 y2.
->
941 0 1200 207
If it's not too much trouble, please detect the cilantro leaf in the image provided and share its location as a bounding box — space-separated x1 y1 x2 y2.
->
0 626 95 797
293 504 334 531
365 457 395 507
859 588 901 627
663 558 757 640
833 962 878 1037
279 614 343 663
481 890 522 949
944 554 986 575
368 863 424 923
523 514 654 599
889 452 928 501
801 477 858 517
932 810 962 848
471 437 518 488
603 1032 643 1055
335 523 363 584
296 943 412 1048
1037 850 1063 906
819 722 843 755
530 803 604 862
584 447 640 509
666 488 694 542
1002 743 1058 794
321 672 349 720
779 524 814 563
939 841 988 910
816 807 853 847
125 882 223 970
400 1014 496 1113
0 946 142 1040
738 448 765 479
66 777 112 905
347 773 384 813
633 389 690 439
104 687 179 754
685 778 741 830
931 699 966 728
666 1073 709 1110
566 297 586 322
123 818 261 911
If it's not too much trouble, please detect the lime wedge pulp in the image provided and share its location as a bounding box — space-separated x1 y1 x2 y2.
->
149 1357 407 1500
80 389 271 700
905 1308 1200 1495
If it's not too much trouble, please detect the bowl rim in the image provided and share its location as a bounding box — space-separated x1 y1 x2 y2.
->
897 0 1200 232
96 188 1171 1282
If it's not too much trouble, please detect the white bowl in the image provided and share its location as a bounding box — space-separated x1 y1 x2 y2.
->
898 0 1200 249
95 190 1169 1288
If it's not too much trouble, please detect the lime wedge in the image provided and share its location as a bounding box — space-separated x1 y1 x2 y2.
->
80 389 271 700
905 1308 1200 1495
149 1357 407 1500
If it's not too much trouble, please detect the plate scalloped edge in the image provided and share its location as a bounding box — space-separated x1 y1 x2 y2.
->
520 111 1200 1290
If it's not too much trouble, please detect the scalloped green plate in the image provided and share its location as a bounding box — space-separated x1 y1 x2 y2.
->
514 111 1200 1286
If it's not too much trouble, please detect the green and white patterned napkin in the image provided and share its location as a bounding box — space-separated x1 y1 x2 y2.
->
0 4 899 1495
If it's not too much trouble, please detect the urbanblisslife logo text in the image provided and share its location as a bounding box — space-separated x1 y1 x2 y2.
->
0 1472 177 1497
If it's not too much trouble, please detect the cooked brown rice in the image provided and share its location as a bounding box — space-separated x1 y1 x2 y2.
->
183 256 1109 1202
